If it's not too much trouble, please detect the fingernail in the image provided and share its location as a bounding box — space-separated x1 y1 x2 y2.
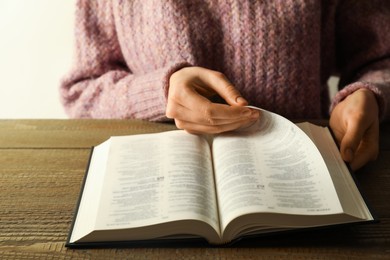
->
250 110 260 119
242 109 251 117
236 96 246 104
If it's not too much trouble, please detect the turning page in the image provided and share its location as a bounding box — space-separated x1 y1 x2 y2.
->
212 109 343 231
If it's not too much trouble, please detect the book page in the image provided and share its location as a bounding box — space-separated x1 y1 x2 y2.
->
69 140 111 243
94 131 220 235
297 122 373 221
212 109 343 230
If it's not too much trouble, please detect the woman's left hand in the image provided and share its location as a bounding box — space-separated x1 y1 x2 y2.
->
330 88 380 171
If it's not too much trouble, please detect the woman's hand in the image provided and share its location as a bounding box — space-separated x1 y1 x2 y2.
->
330 88 380 171
166 67 260 134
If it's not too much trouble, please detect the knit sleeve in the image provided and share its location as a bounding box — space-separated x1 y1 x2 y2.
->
59 0 189 121
330 1 390 121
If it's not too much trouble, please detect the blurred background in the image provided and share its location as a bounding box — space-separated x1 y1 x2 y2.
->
0 0 75 118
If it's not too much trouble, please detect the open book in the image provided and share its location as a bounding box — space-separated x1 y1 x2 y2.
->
66 109 375 247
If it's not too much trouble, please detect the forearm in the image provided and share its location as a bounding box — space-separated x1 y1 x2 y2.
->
61 0 191 121
60 63 189 121
330 60 390 122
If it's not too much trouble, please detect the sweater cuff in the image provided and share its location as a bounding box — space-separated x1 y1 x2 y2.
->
162 62 193 100
330 81 388 121
129 62 192 122
152 62 192 122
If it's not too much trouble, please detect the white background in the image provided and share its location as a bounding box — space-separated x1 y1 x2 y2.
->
0 0 75 118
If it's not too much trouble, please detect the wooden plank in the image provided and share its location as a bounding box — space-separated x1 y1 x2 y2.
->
1 241 389 259
0 119 177 148
0 119 388 149
0 148 89 258
0 149 89 239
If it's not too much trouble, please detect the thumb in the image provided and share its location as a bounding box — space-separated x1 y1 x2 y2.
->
199 68 248 106
219 83 248 106
340 120 365 162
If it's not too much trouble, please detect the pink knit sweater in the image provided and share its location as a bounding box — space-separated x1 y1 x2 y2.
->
60 0 390 121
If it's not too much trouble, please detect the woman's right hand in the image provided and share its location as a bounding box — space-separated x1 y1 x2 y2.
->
166 67 260 134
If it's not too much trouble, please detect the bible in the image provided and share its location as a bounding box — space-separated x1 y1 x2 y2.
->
66 109 375 247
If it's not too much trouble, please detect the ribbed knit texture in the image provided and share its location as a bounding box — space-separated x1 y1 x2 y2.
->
60 0 390 121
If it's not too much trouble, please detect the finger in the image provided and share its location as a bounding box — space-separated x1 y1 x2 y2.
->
339 118 367 162
194 68 248 106
350 142 379 170
196 102 259 120
173 86 259 120
350 147 377 171
169 102 259 127
349 123 379 171
174 117 259 134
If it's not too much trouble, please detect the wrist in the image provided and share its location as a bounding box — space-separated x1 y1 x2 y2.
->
164 63 192 98
330 81 381 118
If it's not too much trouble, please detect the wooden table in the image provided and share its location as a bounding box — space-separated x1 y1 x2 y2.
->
0 119 389 259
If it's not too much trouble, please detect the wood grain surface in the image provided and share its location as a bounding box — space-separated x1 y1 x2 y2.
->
0 119 389 259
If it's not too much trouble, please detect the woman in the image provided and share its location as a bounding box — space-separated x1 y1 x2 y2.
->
60 0 390 170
